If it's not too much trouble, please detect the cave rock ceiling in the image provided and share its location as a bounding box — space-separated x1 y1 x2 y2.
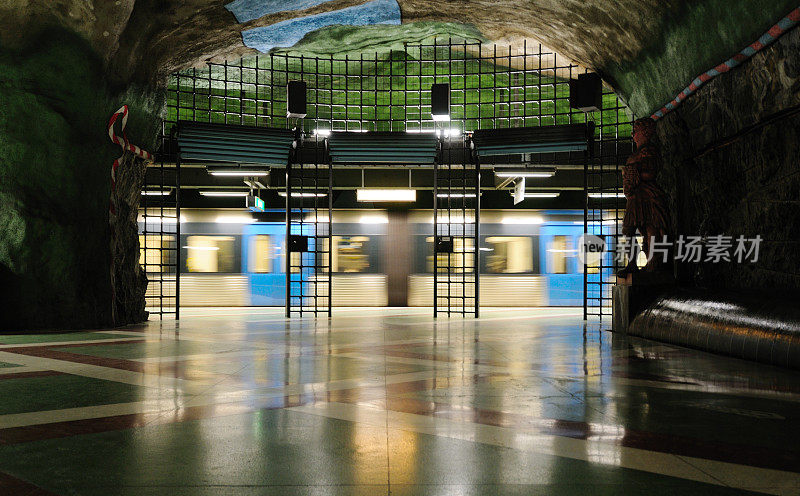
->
1 0 797 115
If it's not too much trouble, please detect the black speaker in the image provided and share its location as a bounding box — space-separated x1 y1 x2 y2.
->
435 236 454 254
569 73 602 112
287 80 307 118
288 234 309 252
431 83 450 120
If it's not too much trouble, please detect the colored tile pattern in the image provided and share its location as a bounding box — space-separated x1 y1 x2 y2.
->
0 307 798 495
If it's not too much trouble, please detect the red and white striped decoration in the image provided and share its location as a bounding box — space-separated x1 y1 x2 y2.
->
107 105 153 324
652 6 800 120
108 105 153 215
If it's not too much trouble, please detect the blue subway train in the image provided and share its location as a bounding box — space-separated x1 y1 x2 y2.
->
139 209 612 307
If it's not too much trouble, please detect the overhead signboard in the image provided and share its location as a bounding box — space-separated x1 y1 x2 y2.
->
513 177 525 205
246 194 265 212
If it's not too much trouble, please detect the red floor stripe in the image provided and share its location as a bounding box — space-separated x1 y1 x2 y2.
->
0 371 64 381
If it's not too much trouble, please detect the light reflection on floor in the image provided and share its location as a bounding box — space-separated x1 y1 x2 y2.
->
0 307 798 495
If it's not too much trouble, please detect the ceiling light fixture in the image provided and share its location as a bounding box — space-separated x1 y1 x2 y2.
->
436 193 478 198
207 168 269 176
435 128 462 138
277 192 327 198
521 192 560 199
588 192 625 199
198 191 249 197
494 167 556 179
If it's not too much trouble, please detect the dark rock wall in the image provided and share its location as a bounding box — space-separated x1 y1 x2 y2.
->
0 30 162 330
110 154 149 326
657 27 800 291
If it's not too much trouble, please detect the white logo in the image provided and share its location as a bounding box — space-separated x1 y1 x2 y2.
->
578 234 605 265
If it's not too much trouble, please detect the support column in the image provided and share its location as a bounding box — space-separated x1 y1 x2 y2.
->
385 209 412 307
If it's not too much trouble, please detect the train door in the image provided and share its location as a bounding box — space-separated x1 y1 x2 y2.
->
242 223 286 306
539 223 584 306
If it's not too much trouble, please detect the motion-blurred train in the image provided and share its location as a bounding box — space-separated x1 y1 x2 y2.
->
140 209 609 307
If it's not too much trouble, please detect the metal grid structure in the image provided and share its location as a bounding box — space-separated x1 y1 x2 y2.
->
139 124 180 319
433 135 480 317
584 101 630 319
165 39 632 136
164 38 633 320
286 136 332 317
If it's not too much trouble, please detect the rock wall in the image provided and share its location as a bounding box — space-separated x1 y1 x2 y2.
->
656 27 800 291
0 30 162 330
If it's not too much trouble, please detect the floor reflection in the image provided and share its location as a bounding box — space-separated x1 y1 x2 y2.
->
0 307 796 495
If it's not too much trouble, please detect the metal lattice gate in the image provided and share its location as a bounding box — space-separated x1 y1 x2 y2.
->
286 136 332 317
433 135 480 317
584 113 630 320
139 125 180 320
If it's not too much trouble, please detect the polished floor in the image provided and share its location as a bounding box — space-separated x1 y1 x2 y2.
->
0 307 798 495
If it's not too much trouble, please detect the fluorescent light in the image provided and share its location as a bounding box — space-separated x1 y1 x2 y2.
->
184 245 220 251
141 190 171 196
208 169 269 176
432 114 451 122
479 247 494 252
522 193 560 199
278 192 327 197
359 215 389 224
436 193 478 198
435 128 462 137
501 216 544 225
199 191 249 197
588 192 625 199
357 189 416 202
495 168 556 178
313 129 331 136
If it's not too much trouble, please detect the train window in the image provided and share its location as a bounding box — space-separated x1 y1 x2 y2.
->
332 236 371 273
485 236 533 273
249 235 273 273
426 236 475 273
547 235 571 274
185 236 236 273
280 240 308 273
138 234 176 273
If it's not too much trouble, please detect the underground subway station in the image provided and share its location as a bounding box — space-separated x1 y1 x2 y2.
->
1 1 800 494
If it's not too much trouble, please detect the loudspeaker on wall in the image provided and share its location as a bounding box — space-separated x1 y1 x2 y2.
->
569 73 602 112
287 80 307 118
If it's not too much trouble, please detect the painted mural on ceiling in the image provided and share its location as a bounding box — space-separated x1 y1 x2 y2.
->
226 0 402 53
225 0 338 23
